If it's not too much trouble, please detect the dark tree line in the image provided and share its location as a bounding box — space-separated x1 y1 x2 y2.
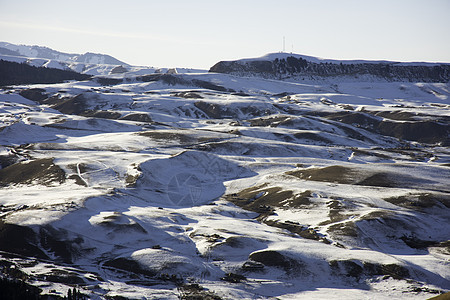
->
0 277 42 300
210 56 450 82
0 59 91 86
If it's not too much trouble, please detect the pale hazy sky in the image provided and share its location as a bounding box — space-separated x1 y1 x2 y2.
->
1 0 449 69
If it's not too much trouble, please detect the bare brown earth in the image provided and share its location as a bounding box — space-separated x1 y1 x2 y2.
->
0 158 65 186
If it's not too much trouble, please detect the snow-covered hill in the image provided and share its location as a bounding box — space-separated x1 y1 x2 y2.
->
0 51 449 299
0 42 206 77
0 42 128 66
210 52 450 82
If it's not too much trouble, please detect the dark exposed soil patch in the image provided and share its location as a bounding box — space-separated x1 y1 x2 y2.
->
324 111 449 145
95 77 124 86
39 226 83 264
324 200 350 224
194 102 238 119
249 250 302 273
264 219 328 242
287 166 356 184
19 88 48 102
171 91 203 99
325 111 380 129
356 172 394 187
400 235 438 249
0 220 48 259
120 113 152 123
384 193 450 210
293 132 333 144
221 272 246 283
103 257 156 277
428 292 450 300
52 94 89 115
330 260 410 280
178 283 222 300
287 165 424 189
378 121 449 145
195 101 270 119
0 158 65 186
68 174 88 186
192 79 233 92
226 187 326 242
137 74 233 92
373 110 418 121
138 74 187 85
82 110 122 120
230 185 294 212
137 131 196 143
327 222 358 238
0 150 21 169
330 260 363 278
38 269 86 285
248 115 290 127
232 92 250 96
431 241 450 255
350 148 392 160
110 65 128 74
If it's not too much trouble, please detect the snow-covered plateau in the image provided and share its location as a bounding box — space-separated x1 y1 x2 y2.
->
0 46 449 299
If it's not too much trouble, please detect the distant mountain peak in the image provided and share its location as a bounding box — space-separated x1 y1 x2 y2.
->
0 41 128 66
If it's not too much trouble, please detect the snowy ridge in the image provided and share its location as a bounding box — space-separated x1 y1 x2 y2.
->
210 53 450 82
0 52 449 299
238 52 450 66
0 42 206 76
0 42 128 66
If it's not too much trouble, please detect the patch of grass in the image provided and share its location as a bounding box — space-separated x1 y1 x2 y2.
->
249 250 302 274
384 193 450 209
103 258 155 277
178 283 222 300
356 173 393 187
327 200 349 223
228 184 296 217
221 273 246 283
400 235 438 250
429 240 450 255
0 158 65 186
327 221 358 238
293 132 333 144
171 91 203 99
359 211 390 221
119 113 152 123
82 110 122 120
286 166 356 184
248 115 290 127
288 190 313 207
330 260 363 278
137 131 195 143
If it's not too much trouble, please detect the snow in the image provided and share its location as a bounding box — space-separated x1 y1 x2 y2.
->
0 57 449 299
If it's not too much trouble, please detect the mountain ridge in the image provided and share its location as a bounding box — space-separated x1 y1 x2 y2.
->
0 41 128 66
210 52 450 82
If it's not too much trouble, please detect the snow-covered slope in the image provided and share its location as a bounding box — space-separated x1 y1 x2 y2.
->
0 42 206 76
0 54 449 299
0 42 128 66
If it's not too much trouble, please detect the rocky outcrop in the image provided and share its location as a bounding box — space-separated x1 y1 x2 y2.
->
210 55 450 82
